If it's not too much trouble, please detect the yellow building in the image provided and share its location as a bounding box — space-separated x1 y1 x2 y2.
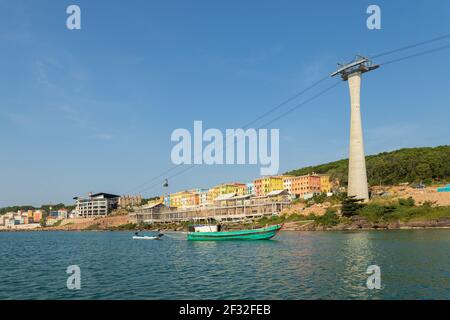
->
253 176 284 196
207 183 247 201
207 186 220 203
319 175 331 193
169 190 199 208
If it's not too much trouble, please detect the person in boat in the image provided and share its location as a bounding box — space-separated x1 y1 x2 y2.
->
134 231 139 236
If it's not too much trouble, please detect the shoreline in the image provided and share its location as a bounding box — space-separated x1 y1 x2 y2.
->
2 222 450 233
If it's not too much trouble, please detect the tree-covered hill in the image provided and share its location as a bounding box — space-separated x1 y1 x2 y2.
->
285 146 450 186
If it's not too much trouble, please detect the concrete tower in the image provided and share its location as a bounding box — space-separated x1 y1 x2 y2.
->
331 56 379 201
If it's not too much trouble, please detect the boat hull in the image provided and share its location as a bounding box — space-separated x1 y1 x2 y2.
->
132 236 161 240
187 224 282 241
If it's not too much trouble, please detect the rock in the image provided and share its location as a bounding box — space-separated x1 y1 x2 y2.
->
334 223 347 231
388 220 400 229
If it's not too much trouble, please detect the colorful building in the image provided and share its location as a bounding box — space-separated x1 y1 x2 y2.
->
319 174 331 193
290 174 321 198
207 183 247 201
49 209 68 219
246 182 255 195
169 190 200 208
280 175 295 194
197 189 210 206
253 176 284 196
33 210 43 223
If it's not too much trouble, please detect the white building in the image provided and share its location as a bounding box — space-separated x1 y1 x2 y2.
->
246 183 255 195
198 189 209 206
74 192 120 217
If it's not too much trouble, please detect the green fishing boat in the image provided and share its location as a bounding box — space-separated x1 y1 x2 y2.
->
187 224 283 241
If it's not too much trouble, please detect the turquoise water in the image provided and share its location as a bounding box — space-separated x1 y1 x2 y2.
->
0 230 448 299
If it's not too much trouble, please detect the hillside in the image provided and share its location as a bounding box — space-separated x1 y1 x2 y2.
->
285 146 450 186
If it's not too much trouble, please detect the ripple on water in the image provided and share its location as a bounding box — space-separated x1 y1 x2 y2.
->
0 230 449 299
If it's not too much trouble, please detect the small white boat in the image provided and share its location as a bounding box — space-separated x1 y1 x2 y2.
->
132 234 163 240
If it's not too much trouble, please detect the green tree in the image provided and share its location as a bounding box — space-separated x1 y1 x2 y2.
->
40 216 47 227
341 196 365 217
398 197 415 207
284 146 450 186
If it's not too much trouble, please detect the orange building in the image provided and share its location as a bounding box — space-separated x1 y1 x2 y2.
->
33 210 42 223
290 174 321 198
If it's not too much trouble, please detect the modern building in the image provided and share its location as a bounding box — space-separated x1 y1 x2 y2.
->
74 192 120 217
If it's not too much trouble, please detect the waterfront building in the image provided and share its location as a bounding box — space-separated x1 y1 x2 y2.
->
59 209 68 218
130 191 292 225
185 189 200 207
49 209 68 219
253 176 284 196
169 190 199 208
207 183 246 201
5 218 15 227
290 174 321 198
218 183 246 196
73 192 120 217
33 210 43 223
169 191 183 207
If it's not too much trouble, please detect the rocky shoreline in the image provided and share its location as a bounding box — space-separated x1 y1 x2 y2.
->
282 216 450 231
2 217 450 233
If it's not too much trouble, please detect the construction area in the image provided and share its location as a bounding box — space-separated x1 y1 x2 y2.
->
129 192 292 224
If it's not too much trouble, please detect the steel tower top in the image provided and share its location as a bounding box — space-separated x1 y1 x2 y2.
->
330 56 379 81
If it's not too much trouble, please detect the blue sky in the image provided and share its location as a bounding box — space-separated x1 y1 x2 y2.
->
1 0 449 207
